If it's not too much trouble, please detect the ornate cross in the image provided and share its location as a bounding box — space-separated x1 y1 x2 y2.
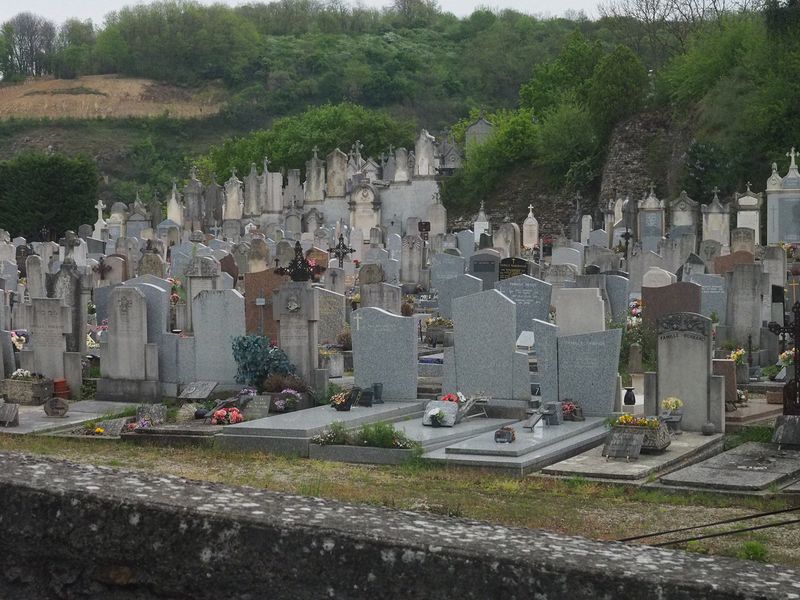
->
312 146 319 158
63 231 81 264
768 301 800 415
328 234 355 268
787 147 797 168
711 186 720 196
93 257 112 280
621 226 633 257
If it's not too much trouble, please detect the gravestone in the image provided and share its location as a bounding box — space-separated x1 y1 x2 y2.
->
244 270 289 339
96 286 160 403
689 274 728 325
430 253 466 290
725 264 765 347
557 328 622 416
468 251 501 289
642 281 702 328
603 428 644 460
657 313 721 432
605 274 631 324
193 289 245 384
553 288 605 336
730 228 755 255
273 281 319 383
437 274 483 319
449 290 529 401
26 298 71 379
0 403 19 427
456 230 475 262
714 250 754 275
494 275 552 337
179 381 218 401
498 257 529 281
43 396 69 417
352 307 417 401
317 288 346 345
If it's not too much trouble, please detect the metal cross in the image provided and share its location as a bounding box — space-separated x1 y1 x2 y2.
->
768 301 800 415
328 234 355 268
92 257 112 280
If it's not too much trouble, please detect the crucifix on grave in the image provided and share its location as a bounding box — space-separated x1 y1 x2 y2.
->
62 231 81 265
621 226 633 258
92 257 112 280
768 301 800 415
328 234 355 268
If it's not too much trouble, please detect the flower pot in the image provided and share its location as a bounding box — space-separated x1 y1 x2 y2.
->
333 403 352 412
623 387 636 406
372 383 383 404
4 378 54 406
613 423 671 452
319 352 344 378
663 410 683 434
736 363 749 384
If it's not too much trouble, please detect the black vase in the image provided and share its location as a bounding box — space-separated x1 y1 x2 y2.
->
372 383 384 404
624 387 636 406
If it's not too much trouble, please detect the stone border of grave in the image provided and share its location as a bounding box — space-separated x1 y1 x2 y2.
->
308 444 415 465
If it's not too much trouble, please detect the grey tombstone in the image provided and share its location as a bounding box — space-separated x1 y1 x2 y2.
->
430 253 466 291
588 229 608 248
386 233 402 261
689 274 728 325
273 281 319 383
96 286 160 402
494 275 552 337
468 250 500 289
557 329 622 416
352 307 417 401
698 240 723 271
193 289 245 384
456 230 475 263
360 282 402 314
316 288 346 345
730 228 755 255
656 313 716 433
179 381 218 402
725 264 765 347
437 274 483 319
451 289 529 401
605 274 630 324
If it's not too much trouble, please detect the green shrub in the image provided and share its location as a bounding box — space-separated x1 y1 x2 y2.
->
310 421 351 446
354 422 418 449
231 336 294 387
735 541 768 562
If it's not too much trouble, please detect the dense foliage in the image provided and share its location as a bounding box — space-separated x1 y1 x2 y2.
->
0 152 98 239
231 336 294 388
198 103 416 180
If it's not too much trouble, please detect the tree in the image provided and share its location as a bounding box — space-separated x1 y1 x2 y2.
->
587 44 649 134
1 12 56 76
0 153 98 240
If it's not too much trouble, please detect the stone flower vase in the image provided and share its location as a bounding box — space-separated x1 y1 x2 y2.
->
623 387 636 406
735 363 749 384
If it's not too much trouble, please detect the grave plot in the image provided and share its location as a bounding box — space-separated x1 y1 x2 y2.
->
5 400 140 436
543 432 724 482
217 401 426 457
659 442 800 492
424 418 608 477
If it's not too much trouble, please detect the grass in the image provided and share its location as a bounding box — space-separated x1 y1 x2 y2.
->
724 426 774 450
0 434 798 566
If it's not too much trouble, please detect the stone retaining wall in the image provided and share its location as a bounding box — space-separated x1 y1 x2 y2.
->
0 451 796 599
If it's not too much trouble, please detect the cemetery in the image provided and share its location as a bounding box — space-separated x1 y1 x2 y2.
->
2 132 800 594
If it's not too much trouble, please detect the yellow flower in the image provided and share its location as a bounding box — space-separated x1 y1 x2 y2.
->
94 427 105 434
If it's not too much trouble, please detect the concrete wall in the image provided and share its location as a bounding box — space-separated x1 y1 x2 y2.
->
0 451 796 599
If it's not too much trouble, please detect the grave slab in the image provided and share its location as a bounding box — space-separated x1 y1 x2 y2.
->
8 401 140 435
660 442 800 491
543 432 723 481
393 417 516 450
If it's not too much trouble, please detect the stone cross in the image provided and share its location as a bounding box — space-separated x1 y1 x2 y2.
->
312 146 319 158
768 301 800 415
788 147 797 169
711 186 720 197
352 311 363 331
95 199 106 221
92 256 112 280
328 234 355 269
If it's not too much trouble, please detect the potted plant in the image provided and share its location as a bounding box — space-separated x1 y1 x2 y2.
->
562 401 585 421
4 369 53 406
425 316 454 346
331 390 354 412
273 388 302 413
427 408 446 427
661 396 684 434
319 347 344 378
611 414 671 452
729 348 748 384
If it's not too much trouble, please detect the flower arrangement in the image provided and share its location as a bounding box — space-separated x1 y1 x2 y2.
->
779 348 797 367
10 369 45 381
125 417 152 432
562 401 577 418
737 389 748 404
86 334 100 350
729 348 746 365
495 425 516 442
274 388 302 412
614 414 660 429
319 347 340 358
353 259 361 268
427 408 446 426
440 393 462 404
330 391 351 408
210 407 244 425
426 316 454 329
350 292 361 304
10 331 26 351
662 397 684 411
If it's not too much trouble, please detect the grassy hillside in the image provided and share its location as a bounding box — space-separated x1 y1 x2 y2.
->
0 75 224 120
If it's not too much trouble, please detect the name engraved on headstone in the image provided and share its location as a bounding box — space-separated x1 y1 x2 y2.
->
602 428 644 459
472 261 497 273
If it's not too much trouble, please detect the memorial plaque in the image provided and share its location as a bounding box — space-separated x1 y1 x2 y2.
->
179 381 219 401
602 428 644 459
498 257 529 281
43 396 69 417
242 395 272 419
0 402 19 427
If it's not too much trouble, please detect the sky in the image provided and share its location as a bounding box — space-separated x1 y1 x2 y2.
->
0 0 598 27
